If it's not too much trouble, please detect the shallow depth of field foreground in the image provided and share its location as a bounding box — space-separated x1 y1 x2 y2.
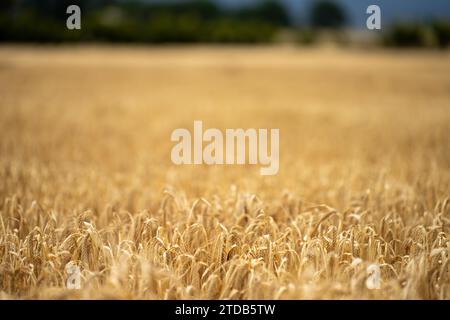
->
0 46 449 299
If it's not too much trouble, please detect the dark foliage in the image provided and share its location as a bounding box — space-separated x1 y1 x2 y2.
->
310 0 347 29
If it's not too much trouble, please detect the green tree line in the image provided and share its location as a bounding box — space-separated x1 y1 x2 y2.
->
0 0 449 47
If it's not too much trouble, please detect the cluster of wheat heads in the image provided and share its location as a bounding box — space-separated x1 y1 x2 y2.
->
0 47 449 299
1 188 449 299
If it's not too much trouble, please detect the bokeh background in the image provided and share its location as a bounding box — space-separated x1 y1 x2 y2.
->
1 0 450 47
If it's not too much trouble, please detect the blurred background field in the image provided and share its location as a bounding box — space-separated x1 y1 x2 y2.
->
1 45 449 204
1 0 450 48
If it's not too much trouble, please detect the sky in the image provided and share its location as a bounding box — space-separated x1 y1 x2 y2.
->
148 0 450 28
216 0 450 27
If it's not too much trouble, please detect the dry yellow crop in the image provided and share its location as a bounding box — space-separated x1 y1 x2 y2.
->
0 46 449 299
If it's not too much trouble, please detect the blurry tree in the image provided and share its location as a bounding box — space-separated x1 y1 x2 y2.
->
310 0 347 29
205 19 275 43
20 0 110 20
234 1 290 26
383 23 430 47
432 20 450 48
0 0 16 11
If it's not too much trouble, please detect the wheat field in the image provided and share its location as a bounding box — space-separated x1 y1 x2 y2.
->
0 46 449 299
